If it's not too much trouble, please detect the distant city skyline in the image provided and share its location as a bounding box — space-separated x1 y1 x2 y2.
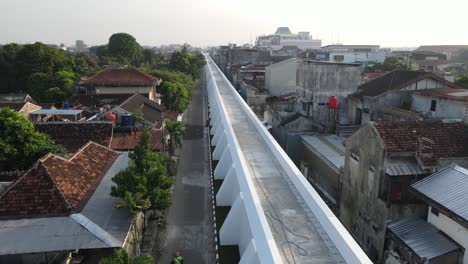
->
2 0 468 48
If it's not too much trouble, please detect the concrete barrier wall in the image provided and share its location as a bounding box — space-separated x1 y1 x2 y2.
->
205 57 282 264
207 55 372 264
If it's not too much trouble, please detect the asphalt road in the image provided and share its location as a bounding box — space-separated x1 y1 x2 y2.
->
153 74 216 264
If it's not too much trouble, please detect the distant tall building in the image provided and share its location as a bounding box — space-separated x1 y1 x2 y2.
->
256 27 322 52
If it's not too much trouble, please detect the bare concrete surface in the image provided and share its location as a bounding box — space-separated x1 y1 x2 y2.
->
208 59 345 264
153 77 216 264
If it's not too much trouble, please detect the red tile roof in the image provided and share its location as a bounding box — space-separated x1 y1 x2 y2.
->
35 121 113 153
374 121 468 166
110 129 165 151
162 110 180 120
0 142 118 219
80 68 160 86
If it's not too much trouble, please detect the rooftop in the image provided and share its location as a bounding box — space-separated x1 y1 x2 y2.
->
0 152 132 255
301 134 345 171
67 94 132 107
0 102 28 112
119 93 163 125
35 121 113 153
413 88 468 102
30 109 83 116
80 68 160 87
387 217 461 261
0 142 118 219
110 129 165 151
356 70 431 97
411 164 468 226
373 120 468 166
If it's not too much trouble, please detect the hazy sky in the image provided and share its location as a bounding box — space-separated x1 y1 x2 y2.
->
2 0 468 48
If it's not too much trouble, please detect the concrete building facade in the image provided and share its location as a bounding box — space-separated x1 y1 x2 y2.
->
411 88 468 120
265 58 297 97
296 60 361 129
256 27 321 51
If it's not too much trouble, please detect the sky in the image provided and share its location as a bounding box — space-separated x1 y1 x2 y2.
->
2 0 468 48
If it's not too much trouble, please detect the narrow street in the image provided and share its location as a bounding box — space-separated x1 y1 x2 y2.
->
153 74 216 263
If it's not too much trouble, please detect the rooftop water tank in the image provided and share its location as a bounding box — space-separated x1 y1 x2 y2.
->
121 113 133 127
104 112 117 125
329 96 338 109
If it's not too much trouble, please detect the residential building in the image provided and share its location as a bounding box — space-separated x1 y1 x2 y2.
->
113 93 164 128
35 121 114 153
296 60 361 130
410 164 468 263
0 93 35 103
239 80 269 119
385 217 463 263
0 143 143 264
412 51 448 72
347 70 458 125
67 94 133 111
232 65 265 89
411 88 468 120
415 45 468 61
299 134 345 213
256 27 321 52
340 120 468 262
110 128 165 151
265 58 297 97
321 45 387 64
79 68 162 102
0 101 41 117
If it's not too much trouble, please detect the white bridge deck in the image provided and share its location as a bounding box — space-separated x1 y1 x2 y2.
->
206 55 370 264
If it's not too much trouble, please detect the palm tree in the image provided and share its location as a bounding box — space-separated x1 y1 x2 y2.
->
165 120 184 156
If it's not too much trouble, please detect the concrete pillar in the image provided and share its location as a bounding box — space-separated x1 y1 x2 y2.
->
214 148 232 179
212 134 227 160
219 194 244 245
211 125 223 145
216 167 239 206
210 121 223 138
239 239 260 264
210 110 220 128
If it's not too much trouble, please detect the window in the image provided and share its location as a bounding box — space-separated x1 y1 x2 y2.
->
351 152 360 162
430 100 437 112
355 108 362 125
334 55 344 62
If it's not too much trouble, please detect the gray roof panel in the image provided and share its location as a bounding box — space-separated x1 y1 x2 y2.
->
387 217 461 260
411 164 468 222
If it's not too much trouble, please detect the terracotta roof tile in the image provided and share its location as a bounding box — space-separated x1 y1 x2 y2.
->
110 129 165 151
80 68 160 86
162 110 180 120
35 121 113 153
374 121 468 165
0 142 118 219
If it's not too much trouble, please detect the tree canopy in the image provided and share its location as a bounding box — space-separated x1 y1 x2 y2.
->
112 129 173 211
107 33 143 66
0 42 99 103
169 44 206 78
455 73 468 89
0 108 65 171
371 57 413 72
160 81 190 113
99 249 153 264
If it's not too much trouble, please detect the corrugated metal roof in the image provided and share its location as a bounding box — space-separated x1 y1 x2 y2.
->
386 158 425 176
411 164 468 223
301 134 345 170
387 217 461 260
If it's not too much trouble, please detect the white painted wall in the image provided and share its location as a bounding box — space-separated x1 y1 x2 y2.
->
428 206 468 263
95 86 152 95
329 52 386 63
411 94 468 119
265 58 297 96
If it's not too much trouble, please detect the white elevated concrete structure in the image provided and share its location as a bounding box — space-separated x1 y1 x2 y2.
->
206 54 372 264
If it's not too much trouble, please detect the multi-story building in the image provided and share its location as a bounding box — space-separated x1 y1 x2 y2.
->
340 120 468 262
256 27 321 52
321 45 387 64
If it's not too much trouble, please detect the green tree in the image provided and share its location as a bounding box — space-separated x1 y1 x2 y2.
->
169 44 206 78
165 120 184 155
372 56 412 71
75 40 88 53
160 81 190 112
108 33 143 66
0 108 65 170
147 69 195 93
99 249 153 264
112 129 173 211
455 74 468 89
